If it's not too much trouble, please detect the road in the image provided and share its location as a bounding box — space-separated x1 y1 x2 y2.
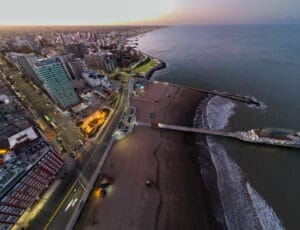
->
41 80 130 230
0 62 83 154
0 55 130 229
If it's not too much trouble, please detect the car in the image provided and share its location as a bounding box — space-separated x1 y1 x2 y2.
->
149 112 156 118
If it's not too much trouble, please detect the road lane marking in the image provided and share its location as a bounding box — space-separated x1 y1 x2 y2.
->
64 199 74 212
43 181 77 230
43 81 130 229
71 198 78 207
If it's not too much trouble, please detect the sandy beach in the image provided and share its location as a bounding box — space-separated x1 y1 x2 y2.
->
77 82 220 230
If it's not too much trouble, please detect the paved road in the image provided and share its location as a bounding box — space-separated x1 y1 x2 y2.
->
43 81 130 230
0 63 83 154
0 55 130 229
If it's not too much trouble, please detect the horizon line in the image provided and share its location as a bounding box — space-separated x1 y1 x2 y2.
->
0 22 299 28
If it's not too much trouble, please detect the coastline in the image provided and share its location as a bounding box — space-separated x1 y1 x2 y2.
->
193 95 227 227
76 46 264 228
141 57 260 107
76 46 265 228
76 82 221 230
144 59 166 80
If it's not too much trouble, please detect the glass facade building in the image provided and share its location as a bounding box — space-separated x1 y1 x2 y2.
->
36 58 79 109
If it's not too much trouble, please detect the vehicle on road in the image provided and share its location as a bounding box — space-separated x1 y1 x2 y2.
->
97 174 114 197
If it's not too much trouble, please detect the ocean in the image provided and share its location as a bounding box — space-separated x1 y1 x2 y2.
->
137 25 300 230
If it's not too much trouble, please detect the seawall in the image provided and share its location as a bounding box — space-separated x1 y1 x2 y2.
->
145 60 167 80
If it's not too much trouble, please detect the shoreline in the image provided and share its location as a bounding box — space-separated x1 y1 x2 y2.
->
193 95 227 227
131 53 167 80
141 57 260 107
76 41 262 228
76 46 262 228
76 82 221 230
144 59 166 80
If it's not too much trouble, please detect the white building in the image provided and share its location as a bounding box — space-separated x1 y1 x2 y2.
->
82 71 104 87
8 127 38 150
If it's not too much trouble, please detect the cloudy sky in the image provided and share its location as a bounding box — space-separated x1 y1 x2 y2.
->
0 0 299 25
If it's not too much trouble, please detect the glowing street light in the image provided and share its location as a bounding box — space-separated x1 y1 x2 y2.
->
113 130 125 140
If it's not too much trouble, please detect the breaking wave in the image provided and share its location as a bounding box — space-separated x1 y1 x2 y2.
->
195 95 284 230
246 183 284 230
206 96 236 130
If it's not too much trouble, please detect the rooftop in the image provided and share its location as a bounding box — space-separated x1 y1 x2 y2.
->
8 127 38 150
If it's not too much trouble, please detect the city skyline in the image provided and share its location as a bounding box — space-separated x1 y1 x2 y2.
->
0 0 300 25
0 6 299 228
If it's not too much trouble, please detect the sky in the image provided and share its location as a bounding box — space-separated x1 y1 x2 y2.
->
0 0 299 25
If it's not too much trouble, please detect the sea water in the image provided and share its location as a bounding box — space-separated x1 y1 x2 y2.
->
138 25 300 229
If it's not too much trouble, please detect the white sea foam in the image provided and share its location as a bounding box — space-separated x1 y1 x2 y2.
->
246 183 284 230
206 96 236 130
199 95 284 230
247 99 268 110
206 137 261 229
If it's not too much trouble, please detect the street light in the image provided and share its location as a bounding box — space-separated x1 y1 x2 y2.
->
113 130 125 140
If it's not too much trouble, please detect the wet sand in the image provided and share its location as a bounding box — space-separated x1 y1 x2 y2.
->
80 82 220 230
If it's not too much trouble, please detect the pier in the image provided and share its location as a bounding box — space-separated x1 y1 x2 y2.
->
136 122 300 149
137 121 237 138
151 81 261 107
200 90 260 106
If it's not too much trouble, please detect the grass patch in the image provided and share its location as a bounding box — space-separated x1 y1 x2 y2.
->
133 58 160 75
110 95 119 107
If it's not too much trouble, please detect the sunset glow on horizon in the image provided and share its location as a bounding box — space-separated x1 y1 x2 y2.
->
0 0 176 26
0 0 299 25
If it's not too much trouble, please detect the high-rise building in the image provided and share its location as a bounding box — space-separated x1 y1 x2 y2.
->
26 34 38 50
66 43 86 58
103 55 116 72
84 54 104 69
68 58 88 79
57 55 74 80
84 53 116 72
18 54 42 87
57 55 88 80
35 58 79 109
